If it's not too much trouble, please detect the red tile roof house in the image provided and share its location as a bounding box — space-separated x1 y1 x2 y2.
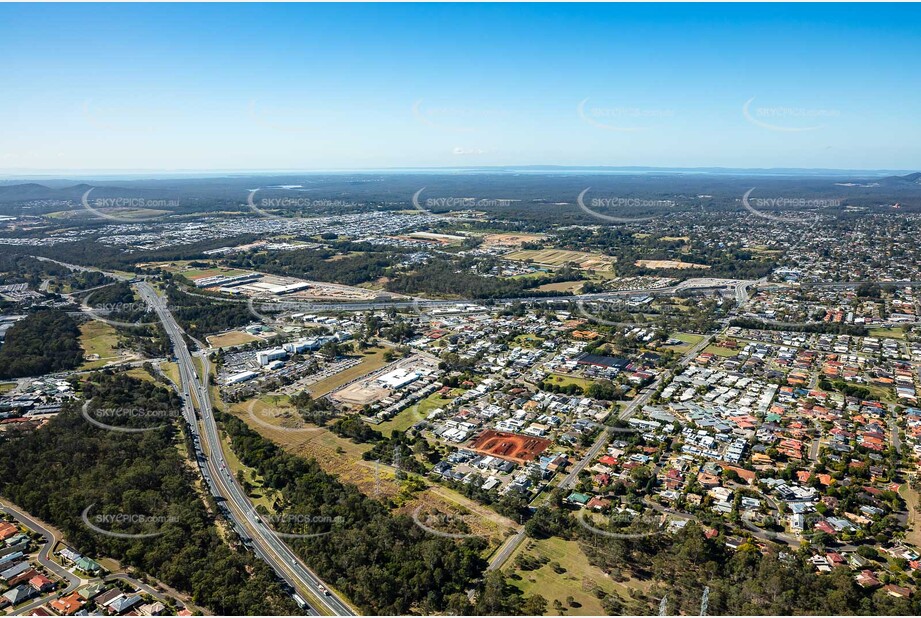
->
884 584 912 598
50 591 86 616
7 568 41 587
814 520 837 536
697 472 721 488
855 570 881 588
28 573 54 592
0 522 19 542
718 463 756 485
586 496 611 511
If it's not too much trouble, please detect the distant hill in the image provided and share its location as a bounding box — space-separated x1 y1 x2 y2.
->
0 183 61 201
879 172 921 185
0 183 95 203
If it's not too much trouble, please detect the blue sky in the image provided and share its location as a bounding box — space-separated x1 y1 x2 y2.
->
1 2 919 172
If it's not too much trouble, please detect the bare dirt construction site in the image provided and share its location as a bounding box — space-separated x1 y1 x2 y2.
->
469 430 551 463
481 233 547 248
505 248 615 271
635 259 710 270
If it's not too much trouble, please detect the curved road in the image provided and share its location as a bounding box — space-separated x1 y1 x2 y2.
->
0 500 83 614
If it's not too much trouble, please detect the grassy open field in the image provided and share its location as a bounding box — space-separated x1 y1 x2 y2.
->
505 536 646 615
78 321 122 369
193 356 207 386
869 326 906 339
218 431 279 512
123 367 157 384
46 208 169 220
144 261 251 280
864 383 896 404
536 281 584 293
674 332 705 344
547 373 593 389
308 346 391 397
374 389 461 436
481 232 547 247
662 331 705 353
396 484 518 553
207 330 260 348
514 334 546 348
161 361 181 388
703 344 739 357
228 396 377 492
898 483 921 548
0 383 16 393
226 393 517 553
748 246 784 257
505 249 615 271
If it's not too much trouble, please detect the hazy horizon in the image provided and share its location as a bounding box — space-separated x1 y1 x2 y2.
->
2 3 920 171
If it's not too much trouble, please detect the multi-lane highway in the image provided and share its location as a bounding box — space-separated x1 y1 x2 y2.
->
136 282 354 616
46 257 756 597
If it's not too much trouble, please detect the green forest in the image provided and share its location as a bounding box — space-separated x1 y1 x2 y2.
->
164 283 253 337
220 411 541 615
524 499 921 615
0 373 298 615
0 310 83 378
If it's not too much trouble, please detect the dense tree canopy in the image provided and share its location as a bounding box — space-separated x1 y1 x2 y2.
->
0 374 298 615
0 310 83 378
